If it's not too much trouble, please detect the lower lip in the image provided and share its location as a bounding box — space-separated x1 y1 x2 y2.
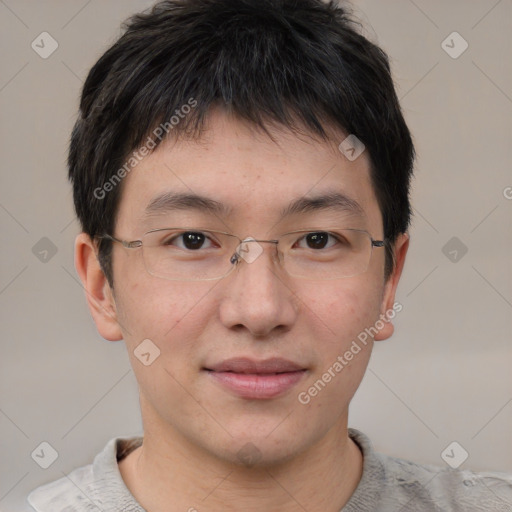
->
206 370 306 399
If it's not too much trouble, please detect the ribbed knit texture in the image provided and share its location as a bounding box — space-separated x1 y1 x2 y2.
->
28 429 512 511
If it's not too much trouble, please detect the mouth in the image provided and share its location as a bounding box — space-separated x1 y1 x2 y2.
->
203 357 308 400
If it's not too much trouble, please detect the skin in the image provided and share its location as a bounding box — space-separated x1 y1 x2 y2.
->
75 109 408 512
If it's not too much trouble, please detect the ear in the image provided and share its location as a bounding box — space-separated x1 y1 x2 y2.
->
74 233 123 341
374 232 409 342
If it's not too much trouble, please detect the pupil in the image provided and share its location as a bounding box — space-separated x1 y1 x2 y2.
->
183 232 205 250
307 232 328 249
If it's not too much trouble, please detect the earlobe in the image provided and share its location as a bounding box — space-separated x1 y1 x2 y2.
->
373 233 409 342
74 233 123 342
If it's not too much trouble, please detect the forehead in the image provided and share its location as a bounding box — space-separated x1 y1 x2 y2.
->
115 111 382 234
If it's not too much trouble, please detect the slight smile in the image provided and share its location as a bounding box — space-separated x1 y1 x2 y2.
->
204 357 308 399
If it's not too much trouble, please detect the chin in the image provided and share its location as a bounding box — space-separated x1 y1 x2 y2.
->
203 423 313 469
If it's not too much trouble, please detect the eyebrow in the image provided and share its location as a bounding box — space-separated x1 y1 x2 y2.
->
143 191 365 220
280 192 365 219
144 192 232 217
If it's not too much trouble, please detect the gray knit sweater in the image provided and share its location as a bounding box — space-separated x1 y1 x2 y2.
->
27 429 512 511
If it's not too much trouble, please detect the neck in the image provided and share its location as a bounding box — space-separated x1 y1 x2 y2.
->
119 406 363 512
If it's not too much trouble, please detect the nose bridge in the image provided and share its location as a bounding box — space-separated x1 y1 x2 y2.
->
220 237 297 337
231 237 280 267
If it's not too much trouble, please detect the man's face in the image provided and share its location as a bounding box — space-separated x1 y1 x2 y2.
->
104 110 403 465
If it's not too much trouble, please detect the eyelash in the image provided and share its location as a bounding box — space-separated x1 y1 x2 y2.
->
164 231 343 250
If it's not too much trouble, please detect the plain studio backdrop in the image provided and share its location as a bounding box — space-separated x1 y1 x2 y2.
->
0 1 511 511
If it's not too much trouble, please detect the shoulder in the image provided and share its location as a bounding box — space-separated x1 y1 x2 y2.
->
348 429 512 512
27 463 99 511
379 451 512 511
27 437 143 512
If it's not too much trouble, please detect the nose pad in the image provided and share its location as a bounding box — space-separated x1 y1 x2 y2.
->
230 238 279 267
235 237 264 264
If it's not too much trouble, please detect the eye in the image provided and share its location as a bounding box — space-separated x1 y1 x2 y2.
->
164 231 216 251
295 231 341 250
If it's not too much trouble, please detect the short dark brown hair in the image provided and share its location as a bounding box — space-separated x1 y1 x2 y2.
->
69 0 415 286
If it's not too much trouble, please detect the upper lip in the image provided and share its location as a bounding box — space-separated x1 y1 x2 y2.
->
204 357 305 374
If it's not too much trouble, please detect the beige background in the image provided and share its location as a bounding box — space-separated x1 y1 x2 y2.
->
0 1 511 510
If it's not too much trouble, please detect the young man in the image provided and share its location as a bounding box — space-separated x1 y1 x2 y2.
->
28 0 512 510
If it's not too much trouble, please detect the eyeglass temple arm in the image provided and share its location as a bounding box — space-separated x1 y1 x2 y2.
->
99 234 142 249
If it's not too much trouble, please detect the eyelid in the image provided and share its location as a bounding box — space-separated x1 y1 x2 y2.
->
150 227 362 247
292 230 340 248
161 229 218 249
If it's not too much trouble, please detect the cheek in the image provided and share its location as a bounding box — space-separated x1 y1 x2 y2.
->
297 278 383 347
114 274 213 357
293 282 382 420
115 280 214 409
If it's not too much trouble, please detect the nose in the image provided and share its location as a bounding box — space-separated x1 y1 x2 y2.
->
218 239 299 338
